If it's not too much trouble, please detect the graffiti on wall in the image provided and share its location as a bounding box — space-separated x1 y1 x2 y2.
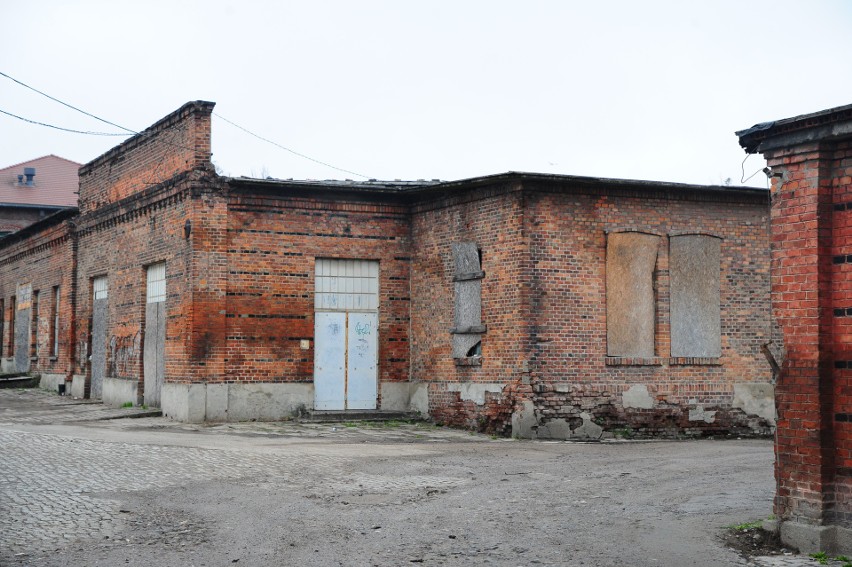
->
109 332 141 377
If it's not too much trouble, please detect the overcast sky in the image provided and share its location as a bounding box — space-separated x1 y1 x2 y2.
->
2 1 851 186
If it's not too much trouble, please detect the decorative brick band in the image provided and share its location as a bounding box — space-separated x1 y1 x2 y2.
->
835 361 852 369
836 413 852 423
833 255 852 264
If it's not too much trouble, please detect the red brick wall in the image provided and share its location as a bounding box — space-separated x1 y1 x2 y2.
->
209 187 411 399
77 101 213 214
764 139 852 525
0 216 77 377
74 189 196 392
410 183 531 432
70 102 216 396
527 185 774 435
411 180 774 436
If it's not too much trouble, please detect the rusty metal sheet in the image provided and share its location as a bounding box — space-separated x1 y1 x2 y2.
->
670 235 721 358
606 233 659 357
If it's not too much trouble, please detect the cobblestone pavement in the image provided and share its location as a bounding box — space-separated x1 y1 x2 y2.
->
0 388 159 423
0 389 487 564
0 388 827 567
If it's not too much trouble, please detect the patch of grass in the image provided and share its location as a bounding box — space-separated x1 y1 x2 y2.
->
810 551 828 565
120 401 133 408
836 555 850 562
727 520 762 531
613 427 634 439
342 422 358 428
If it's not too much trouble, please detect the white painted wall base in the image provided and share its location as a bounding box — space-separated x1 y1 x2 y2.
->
780 520 852 555
70 375 86 398
39 373 66 393
446 382 504 405
102 377 140 407
161 382 314 423
732 382 775 424
0 357 17 374
380 382 413 411
409 383 429 415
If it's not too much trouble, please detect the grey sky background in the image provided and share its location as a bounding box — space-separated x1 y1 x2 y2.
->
2 1 851 186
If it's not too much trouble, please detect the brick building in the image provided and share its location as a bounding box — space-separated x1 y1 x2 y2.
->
738 103 852 553
0 100 775 438
0 155 79 237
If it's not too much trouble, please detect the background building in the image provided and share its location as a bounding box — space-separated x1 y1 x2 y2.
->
0 155 79 237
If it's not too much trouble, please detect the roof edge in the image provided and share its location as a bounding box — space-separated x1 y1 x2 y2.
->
737 102 852 153
227 171 766 199
80 100 215 174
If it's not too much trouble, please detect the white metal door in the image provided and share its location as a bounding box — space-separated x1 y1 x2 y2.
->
347 312 378 410
314 259 379 410
314 312 347 410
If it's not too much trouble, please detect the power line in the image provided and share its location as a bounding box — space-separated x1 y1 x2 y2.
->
0 107 130 136
213 112 371 179
1 69 370 179
0 70 137 134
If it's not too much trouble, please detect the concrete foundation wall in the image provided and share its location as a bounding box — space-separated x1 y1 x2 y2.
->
38 373 66 393
380 382 412 411
70 375 86 398
162 382 314 423
102 377 140 407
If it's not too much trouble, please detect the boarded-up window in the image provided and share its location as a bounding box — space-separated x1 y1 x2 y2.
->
315 259 379 311
670 235 721 358
451 242 485 359
606 233 660 357
146 263 167 303
30 290 39 358
51 286 60 357
8 296 15 353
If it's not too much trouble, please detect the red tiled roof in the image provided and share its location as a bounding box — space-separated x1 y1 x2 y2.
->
0 155 80 207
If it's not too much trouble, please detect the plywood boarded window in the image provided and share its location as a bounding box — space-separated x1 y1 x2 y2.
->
51 286 60 357
451 242 486 359
30 290 39 358
669 235 721 358
8 296 15 354
606 232 660 357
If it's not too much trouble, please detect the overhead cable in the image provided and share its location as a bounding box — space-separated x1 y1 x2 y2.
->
0 108 129 136
213 112 371 179
0 70 137 134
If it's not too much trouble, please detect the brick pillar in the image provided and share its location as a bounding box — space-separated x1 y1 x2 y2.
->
764 145 836 529
740 104 852 552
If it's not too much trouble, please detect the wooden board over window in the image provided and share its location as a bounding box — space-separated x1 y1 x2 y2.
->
606 232 659 357
670 235 721 358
